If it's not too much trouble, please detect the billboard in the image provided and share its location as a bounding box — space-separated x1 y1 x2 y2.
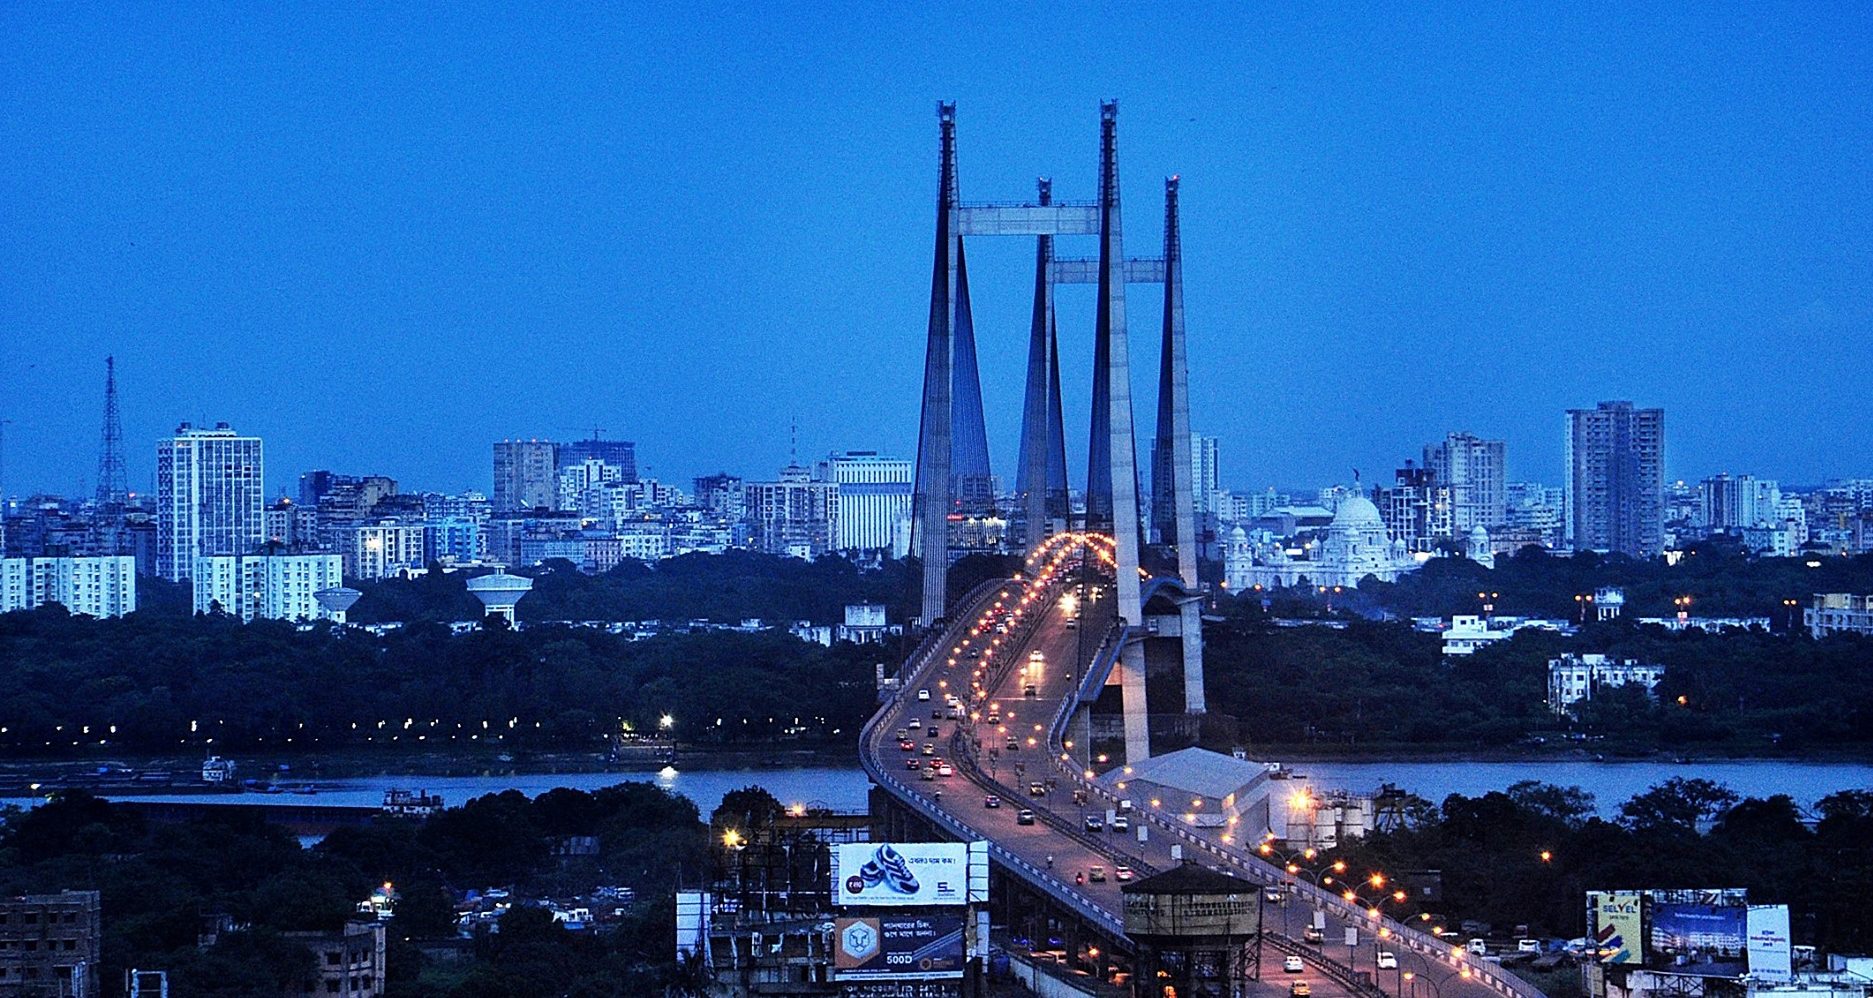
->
1649 903 1746 961
1587 891 1645 965
834 915 965 980
833 843 969 907
1746 905 1792 982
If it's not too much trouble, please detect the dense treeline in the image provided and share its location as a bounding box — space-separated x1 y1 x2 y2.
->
349 551 916 625
0 782 710 995
0 607 888 754
1319 780 1873 957
1329 544 1873 622
1202 607 1873 752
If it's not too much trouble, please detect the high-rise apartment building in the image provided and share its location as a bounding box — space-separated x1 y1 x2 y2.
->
694 473 746 522
1564 401 1666 559
816 451 913 554
156 422 265 581
745 464 838 559
193 553 346 623
347 522 426 580
1697 473 1782 532
1192 434 1220 515
0 555 138 617
492 440 559 512
1424 432 1506 531
1373 460 1453 553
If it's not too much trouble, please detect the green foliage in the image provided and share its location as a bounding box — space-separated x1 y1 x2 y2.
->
1323 780 1873 950
0 782 706 994
0 611 885 752
346 550 914 626
1202 606 1873 751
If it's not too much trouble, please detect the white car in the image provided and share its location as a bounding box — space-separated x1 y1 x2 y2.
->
917 689 930 701
1284 956 1305 974
1377 952 1397 970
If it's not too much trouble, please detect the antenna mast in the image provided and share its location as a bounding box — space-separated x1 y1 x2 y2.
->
96 356 128 510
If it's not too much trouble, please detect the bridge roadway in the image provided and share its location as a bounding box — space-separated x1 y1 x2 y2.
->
861 564 1545 998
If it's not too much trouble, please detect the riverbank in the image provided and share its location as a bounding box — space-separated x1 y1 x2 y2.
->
0 742 861 784
1232 741 1873 764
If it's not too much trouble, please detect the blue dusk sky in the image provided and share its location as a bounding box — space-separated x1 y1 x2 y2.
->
3 5 1870 498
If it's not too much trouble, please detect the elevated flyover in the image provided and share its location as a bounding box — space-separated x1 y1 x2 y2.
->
861 536 1545 998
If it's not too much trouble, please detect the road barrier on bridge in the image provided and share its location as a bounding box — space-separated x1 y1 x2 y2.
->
1041 712 1548 998
859 576 1130 943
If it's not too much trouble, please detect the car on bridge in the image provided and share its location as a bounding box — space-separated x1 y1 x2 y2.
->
1114 865 1134 882
1303 927 1324 945
1028 781 1046 797
920 768 935 781
1291 982 1311 997
917 688 930 701
938 764 954 777
906 759 920 770
898 739 914 751
1111 815 1130 832
1084 815 1104 832
921 744 934 756
1016 809 1036 825
1378 952 1398 970
1088 866 1106 882
1283 957 1305 974
1006 738 1021 751
983 795 1000 808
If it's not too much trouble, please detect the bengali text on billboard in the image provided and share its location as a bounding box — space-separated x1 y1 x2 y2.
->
834 915 966 980
832 843 969 907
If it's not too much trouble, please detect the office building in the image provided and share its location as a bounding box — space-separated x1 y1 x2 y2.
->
1424 432 1505 530
155 422 265 581
193 553 346 623
745 464 838 559
1564 401 1665 559
0 556 138 618
559 437 637 482
816 451 912 554
0 890 101 997
1505 481 1565 547
492 440 559 512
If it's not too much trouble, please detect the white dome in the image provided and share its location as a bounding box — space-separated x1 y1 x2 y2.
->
1468 525 1490 540
1229 526 1249 540
1331 496 1385 530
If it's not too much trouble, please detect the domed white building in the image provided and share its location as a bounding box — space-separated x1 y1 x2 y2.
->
1225 494 1420 591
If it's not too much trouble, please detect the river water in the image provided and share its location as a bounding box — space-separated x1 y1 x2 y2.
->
9 757 1869 819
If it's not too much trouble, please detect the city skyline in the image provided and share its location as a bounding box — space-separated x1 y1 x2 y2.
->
5 7 1871 497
